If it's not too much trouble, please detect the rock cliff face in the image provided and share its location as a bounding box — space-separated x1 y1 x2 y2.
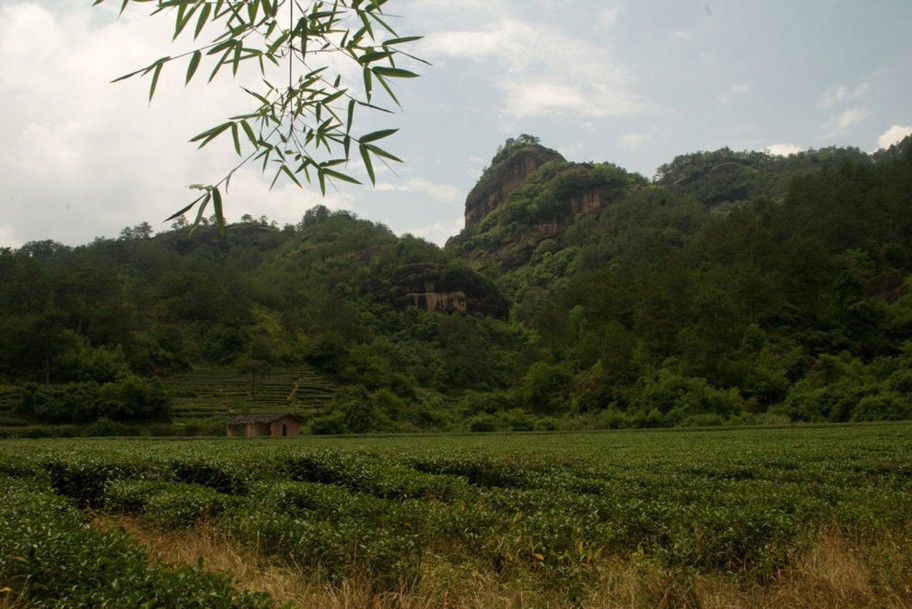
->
464 145 564 228
389 263 508 318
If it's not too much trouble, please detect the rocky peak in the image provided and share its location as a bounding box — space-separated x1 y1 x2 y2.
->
464 141 564 228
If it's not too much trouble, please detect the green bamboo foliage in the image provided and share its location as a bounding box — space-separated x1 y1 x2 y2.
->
94 0 424 232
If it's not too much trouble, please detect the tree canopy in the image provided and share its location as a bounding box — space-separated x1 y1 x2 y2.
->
3 136 912 432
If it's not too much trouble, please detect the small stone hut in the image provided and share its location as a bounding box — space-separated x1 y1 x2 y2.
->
225 413 302 438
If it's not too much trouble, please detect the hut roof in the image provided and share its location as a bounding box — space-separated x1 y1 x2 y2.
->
225 413 301 425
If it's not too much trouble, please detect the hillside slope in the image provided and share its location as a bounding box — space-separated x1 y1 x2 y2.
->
2 136 912 433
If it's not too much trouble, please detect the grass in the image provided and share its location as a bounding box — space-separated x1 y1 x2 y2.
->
94 516 912 609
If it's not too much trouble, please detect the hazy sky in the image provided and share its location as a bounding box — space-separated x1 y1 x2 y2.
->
2 1 911 249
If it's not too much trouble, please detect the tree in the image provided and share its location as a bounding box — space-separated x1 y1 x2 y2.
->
95 0 424 231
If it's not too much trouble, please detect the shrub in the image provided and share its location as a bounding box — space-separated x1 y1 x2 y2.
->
309 412 348 435
144 483 243 529
0 488 272 608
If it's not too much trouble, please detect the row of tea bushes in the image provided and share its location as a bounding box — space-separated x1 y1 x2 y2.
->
2 426 911 601
0 474 276 608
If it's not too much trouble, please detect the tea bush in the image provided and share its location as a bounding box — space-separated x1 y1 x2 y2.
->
2 424 911 599
0 484 274 608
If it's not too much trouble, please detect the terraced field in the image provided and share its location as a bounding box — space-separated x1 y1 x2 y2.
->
162 367 336 424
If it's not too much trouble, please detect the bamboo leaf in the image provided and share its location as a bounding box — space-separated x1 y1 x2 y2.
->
173 1 199 40
185 50 202 84
383 35 422 46
149 61 164 101
364 143 402 163
189 121 233 147
193 2 211 40
280 165 303 188
266 31 290 56
247 0 260 24
371 66 419 79
240 120 258 147
359 50 393 65
346 99 356 134
191 191 212 230
111 67 147 83
212 186 225 234
232 43 242 76
321 167 362 185
362 67 373 101
359 128 398 144
231 122 241 155
164 193 206 222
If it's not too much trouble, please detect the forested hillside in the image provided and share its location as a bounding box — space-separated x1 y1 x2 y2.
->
2 135 911 433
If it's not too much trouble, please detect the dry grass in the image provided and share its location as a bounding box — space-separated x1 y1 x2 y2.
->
93 516 912 609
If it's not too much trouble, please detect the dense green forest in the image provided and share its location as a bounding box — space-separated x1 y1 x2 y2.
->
2 135 911 433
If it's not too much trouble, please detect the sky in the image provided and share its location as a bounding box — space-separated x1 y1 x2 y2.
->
1 0 911 249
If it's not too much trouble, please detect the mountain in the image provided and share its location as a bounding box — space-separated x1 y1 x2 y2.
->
2 135 912 434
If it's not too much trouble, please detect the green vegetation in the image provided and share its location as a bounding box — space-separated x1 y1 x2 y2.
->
2 136 912 434
1 425 910 606
96 0 422 228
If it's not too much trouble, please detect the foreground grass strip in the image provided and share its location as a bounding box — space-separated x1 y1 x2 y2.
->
93 515 912 609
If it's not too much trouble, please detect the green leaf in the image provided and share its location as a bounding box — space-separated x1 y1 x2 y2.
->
212 187 225 234
247 0 261 24
231 122 241 155
239 120 258 147
110 67 147 84
321 167 362 186
232 43 242 76
189 122 233 148
362 67 373 101
266 31 290 57
358 50 393 65
191 191 212 231
279 165 303 189
185 50 202 84
173 1 199 40
383 35 423 46
371 66 419 79
164 193 206 222
149 61 164 101
364 143 402 163
359 128 398 144
346 99 356 134
193 2 211 40
359 143 375 184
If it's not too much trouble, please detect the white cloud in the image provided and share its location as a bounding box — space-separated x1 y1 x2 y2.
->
764 143 802 157
0 224 20 249
618 131 653 149
876 124 912 150
823 108 869 138
599 7 621 27
404 215 465 247
376 178 462 204
819 82 870 109
223 169 355 226
423 15 646 120
717 82 750 104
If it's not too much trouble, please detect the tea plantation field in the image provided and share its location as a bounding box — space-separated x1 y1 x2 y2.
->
1 424 911 608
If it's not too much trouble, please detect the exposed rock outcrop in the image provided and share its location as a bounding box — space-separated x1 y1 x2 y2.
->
464 145 564 227
389 263 508 318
